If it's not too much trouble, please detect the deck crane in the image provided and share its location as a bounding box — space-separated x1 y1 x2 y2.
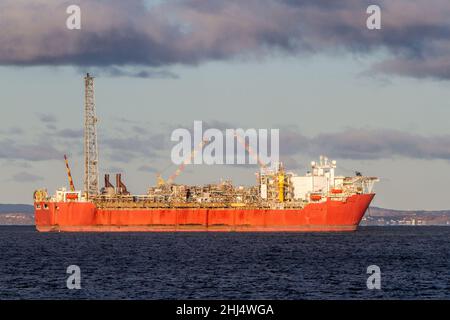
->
233 133 268 169
157 138 210 186
233 133 285 202
64 154 76 192
155 133 271 187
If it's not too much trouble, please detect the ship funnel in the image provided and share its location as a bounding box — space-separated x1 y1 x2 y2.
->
101 174 115 196
104 174 114 188
115 173 130 195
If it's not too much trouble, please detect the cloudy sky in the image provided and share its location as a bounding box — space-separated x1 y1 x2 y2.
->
1 0 450 210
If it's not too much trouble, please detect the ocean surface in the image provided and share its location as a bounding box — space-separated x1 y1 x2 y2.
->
0 226 449 299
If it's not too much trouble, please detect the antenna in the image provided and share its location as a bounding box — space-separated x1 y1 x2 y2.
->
84 73 99 198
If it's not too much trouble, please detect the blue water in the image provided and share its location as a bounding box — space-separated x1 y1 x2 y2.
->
0 226 449 299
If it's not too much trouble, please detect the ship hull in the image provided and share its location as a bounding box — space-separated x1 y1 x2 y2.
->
34 194 374 232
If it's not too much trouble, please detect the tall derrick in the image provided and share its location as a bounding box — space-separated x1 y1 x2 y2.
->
84 73 99 198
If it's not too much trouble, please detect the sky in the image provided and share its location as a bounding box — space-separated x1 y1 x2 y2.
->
0 0 450 210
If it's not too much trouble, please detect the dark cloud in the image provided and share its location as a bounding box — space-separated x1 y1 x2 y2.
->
0 139 61 161
107 151 138 163
6 119 449 164
202 120 239 131
1 0 450 79
279 129 310 156
138 165 158 173
36 113 57 123
103 134 165 155
280 128 450 160
156 122 450 163
279 156 304 170
46 124 57 131
371 57 450 79
102 132 167 163
131 126 148 135
103 167 124 174
4 160 32 169
57 128 83 139
91 66 179 79
8 127 24 135
0 127 24 135
12 171 43 182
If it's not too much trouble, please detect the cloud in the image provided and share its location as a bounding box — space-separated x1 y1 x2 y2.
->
138 165 158 173
36 113 57 123
57 128 83 139
278 156 304 170
119 122 450 163
102 133 167 159
371 57 450 79
131 126 148 135
5 119 449 164
0 127 24 135
107 151 138 163
103 166 124 174
279 128 450 160
1 0 450 79
11 171 43 182
46 124 57 131
0 139 61 161
90 66 179 79
3 160 32 169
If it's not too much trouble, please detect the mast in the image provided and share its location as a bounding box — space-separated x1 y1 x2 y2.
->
83 73 99 198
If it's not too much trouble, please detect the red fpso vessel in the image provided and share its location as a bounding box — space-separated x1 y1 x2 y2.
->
34 155 378 232
34 74 378 232
34 193 375 232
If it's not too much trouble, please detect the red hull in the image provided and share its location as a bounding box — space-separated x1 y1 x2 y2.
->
34 194 374 232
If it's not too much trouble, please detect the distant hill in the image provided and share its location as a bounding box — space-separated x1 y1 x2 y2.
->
368 207 450 217
363 207 450 226
0 204 34 214
0 204 35 225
